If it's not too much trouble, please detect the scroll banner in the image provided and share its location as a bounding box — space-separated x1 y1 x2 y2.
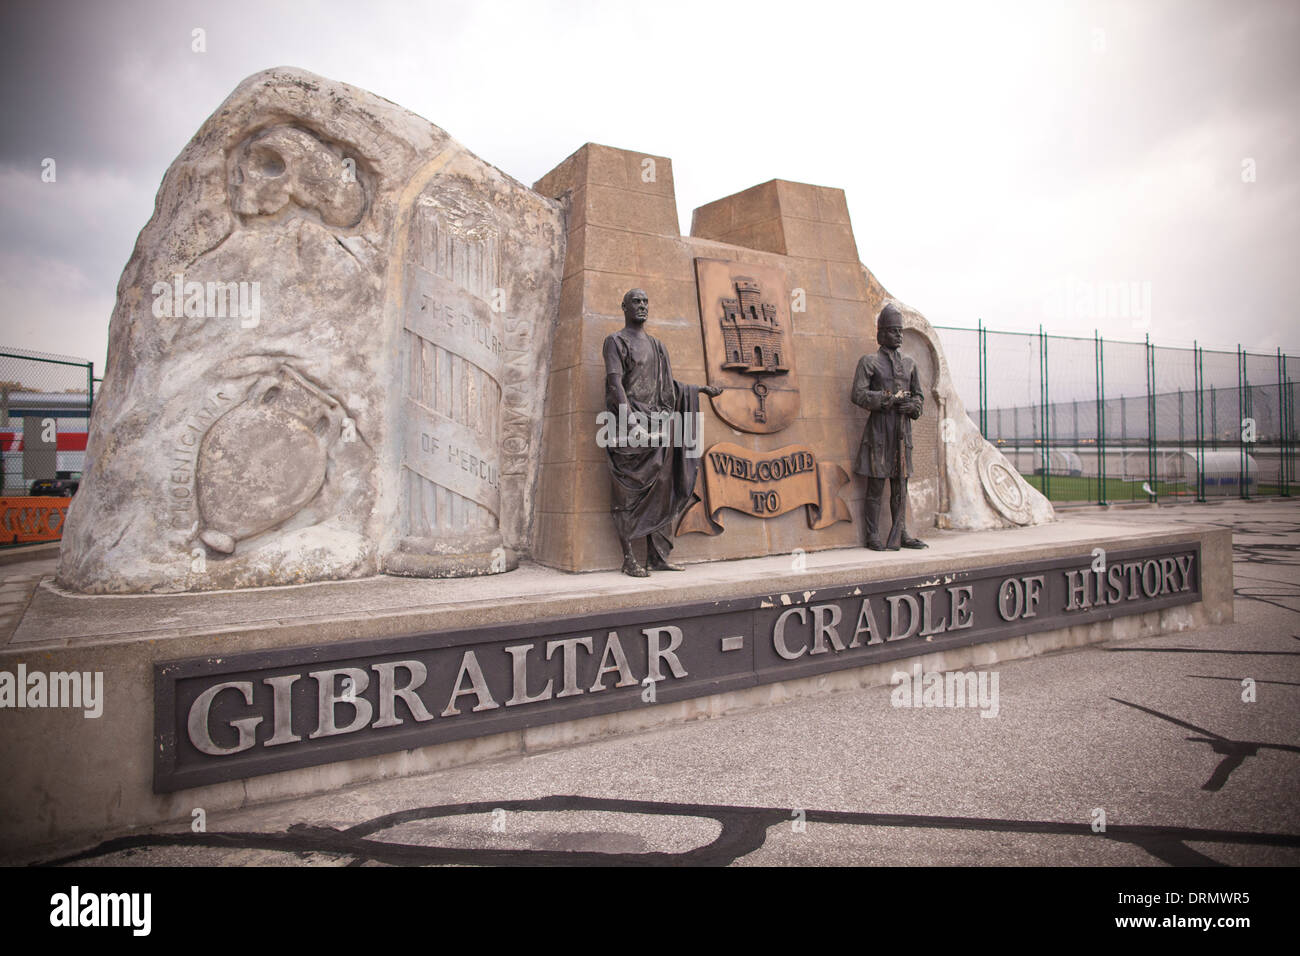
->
401 399 501 517
678 443 852 535
403 266 504 382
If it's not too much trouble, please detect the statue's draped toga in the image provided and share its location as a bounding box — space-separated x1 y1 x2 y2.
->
602 327 702 554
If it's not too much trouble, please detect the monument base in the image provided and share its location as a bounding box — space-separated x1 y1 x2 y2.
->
382 534 520 578
1 515 1231 858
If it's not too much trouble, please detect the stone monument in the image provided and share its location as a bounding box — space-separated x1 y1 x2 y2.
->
2 69 1232 858
532 148 1054 572
55 68 564 593
57 75 1053 593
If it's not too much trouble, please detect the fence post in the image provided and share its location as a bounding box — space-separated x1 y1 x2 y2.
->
1145 333 1156 502
1289 362 1294 494
1278 348 1288 497
977 319 987 438
1039 325 1050 499
1194 343 1205 502
1284 354 1293 496
1095 330 1107 505
1237 345 1245 499
1177 386 1184 491
1211 385 1217 457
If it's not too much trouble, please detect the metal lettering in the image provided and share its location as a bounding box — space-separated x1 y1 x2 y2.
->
644 625 687 681
948 586 974 630
262 674 302 747
504 644 553 706
1064 570 1090 611
886 593 920 642
187 681 261 756
810 603 845 654
440 651 500 716
546 637 594 698
773 607 810 659
309 667 372 739
919 589 948 636
851 599 882 647
372 660 435 727
589 631 637 692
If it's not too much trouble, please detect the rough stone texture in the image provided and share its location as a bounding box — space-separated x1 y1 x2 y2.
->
533 154 1052 572
57 68 563 593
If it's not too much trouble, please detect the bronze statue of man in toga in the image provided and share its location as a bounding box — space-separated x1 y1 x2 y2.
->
603 288 722 577
851 302 929 550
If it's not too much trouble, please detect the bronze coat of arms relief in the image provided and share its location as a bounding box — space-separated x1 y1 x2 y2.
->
679 257 850 536
694 258 800 434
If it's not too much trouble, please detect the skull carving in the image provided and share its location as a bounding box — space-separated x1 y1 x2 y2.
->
230 126 365 228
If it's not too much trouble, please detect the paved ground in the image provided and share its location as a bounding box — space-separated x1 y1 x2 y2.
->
0 556 54 647
7 499 1300 866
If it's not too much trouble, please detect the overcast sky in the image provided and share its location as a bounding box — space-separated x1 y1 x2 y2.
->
2 0 1298 382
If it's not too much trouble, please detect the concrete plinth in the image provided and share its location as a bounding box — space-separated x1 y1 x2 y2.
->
0 514 1230 857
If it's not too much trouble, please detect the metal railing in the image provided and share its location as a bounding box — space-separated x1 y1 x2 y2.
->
935 324 1297 505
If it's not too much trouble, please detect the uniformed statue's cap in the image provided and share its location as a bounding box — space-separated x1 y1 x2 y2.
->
877 303 904 329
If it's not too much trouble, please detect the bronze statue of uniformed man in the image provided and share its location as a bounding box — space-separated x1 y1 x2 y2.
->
603 288 722 577
851 303 928 551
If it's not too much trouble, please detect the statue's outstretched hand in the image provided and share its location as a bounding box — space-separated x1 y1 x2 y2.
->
701 385 723 398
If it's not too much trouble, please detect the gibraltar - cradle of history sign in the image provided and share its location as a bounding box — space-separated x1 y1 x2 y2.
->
158 542 1200 790
0 68 1231 852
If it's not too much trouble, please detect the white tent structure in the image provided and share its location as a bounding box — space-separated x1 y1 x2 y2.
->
1119 448 1257 493
1032 448 1084 476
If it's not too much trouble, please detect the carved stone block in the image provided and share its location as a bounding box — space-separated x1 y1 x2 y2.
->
57 68 563 593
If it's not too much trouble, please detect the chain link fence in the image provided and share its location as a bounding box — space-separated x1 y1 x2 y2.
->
936 325 1297 505
1 347 95 496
